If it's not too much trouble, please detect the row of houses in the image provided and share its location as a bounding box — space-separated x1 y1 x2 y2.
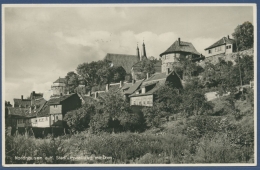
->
6 35 237 136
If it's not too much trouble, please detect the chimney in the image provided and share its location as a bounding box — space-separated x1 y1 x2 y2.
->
106 84 109 92
132 79 136 84
120 81 124 88
60 93 63 96
142 87 146 94
166 68 170 75
178 38 181 46
21 95 23 100
146 72 150 79
94 92 98 98
227 35 229 39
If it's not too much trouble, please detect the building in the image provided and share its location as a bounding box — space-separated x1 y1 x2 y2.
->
51 77 66 97
48 93 82 127
13 91 44 108
160 38 203 73
104 41 148 74
204 35 236 57
9 93 81 136
129 69 183 107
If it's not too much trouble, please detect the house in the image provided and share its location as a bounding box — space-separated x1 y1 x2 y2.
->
204 35 236 57
48 93 81 128
129 69 183 107
51 77 66 97
120 79 144 102
160 38 203 73
13 91 44 108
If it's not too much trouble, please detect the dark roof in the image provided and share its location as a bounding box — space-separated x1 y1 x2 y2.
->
48 93 75 105
129 83 161 97
13 99 31 107
104 53 139 73
143 72 169 83
53 78 66 83
8 108 36 118
205 37 235 50
160 40 201 57
122 80 144 95
36 101 49 117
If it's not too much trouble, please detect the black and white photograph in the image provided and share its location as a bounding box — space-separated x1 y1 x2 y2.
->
2 4 257 166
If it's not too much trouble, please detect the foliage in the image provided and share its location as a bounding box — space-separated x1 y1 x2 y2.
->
136 59 156 80
64 103 96 133
232 21 254 51
65 71 79 94
76 60 126 90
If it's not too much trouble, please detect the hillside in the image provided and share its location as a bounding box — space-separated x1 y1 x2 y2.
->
198 48 254 67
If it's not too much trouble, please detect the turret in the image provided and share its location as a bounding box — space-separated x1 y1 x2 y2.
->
136 44 140 60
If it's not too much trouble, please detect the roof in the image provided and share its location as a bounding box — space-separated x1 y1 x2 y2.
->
8 107 36 118
36 101 50 117
205 37 235 50
160 40 201 57
143 72 169 83
13 99 31 107
48 93 75 105
122 79 144 95
53 78 66 83
129 83 161 97
104 53 139 73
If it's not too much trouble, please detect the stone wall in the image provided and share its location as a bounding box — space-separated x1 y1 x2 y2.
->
198 48 254 67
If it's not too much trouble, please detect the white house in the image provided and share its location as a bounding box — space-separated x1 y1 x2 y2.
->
204 35 236 57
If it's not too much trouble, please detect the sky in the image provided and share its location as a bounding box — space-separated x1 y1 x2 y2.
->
4 5 254 104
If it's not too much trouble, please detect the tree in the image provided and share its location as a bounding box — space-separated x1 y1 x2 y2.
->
136 59 156 80
110 66 126 83
65 71 79 94
64 103 96 133
232 21 254 51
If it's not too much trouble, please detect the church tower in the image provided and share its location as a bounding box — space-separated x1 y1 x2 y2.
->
140 40 147 61
136 43 140 60
142 41 147 57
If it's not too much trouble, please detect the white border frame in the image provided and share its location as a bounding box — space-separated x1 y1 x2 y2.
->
2 3 257 167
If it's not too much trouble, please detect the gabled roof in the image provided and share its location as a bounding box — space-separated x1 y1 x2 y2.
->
48 93 76 105
160 40 200 57
122 79 145 95
8 108 36 118
53 78 66 83
129 83 160 97
13 99 31 107
143 72 169 84
104 53 139 73
205 37 235 50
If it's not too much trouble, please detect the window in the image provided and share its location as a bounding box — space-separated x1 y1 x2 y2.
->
226 45 232 49
56 116 59 120
139 102 142 105
208 50 212 54
46 117 48 121
143 101 146 105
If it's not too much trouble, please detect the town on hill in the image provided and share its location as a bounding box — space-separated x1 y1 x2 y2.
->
4 6 255 165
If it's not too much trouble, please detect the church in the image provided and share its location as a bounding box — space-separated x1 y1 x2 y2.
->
104 41 162 81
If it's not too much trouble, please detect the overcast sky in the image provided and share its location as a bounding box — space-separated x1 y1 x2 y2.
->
4 5 254 103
